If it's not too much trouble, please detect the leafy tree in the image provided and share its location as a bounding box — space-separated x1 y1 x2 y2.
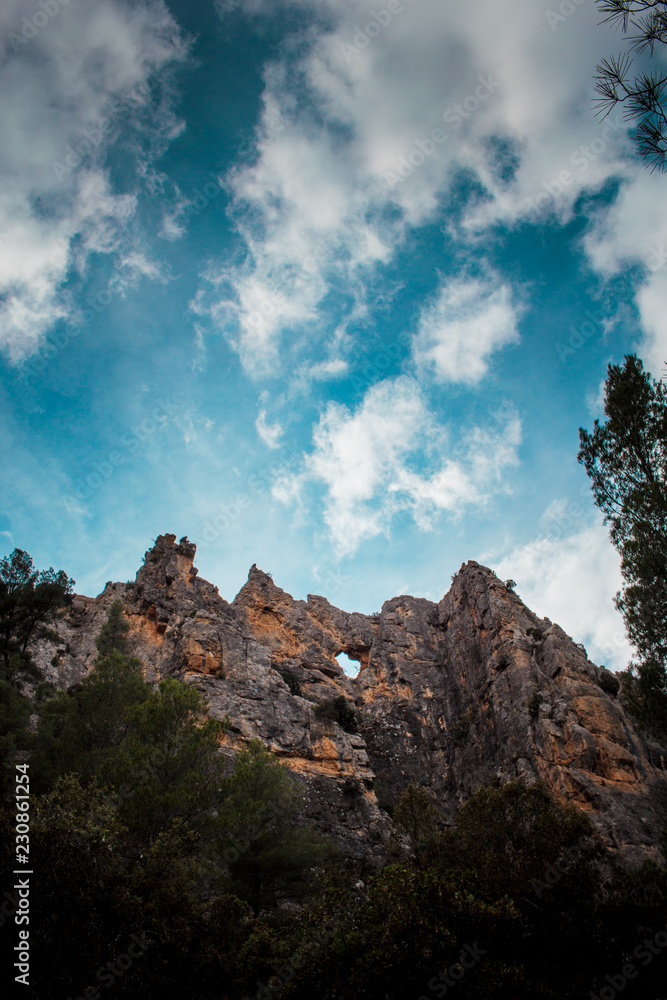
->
31 650 150 792
277 864 520 1000
578 354 667 735
0 678 32 798
218 740 332 916
109 677 228 852
24 775 128 997
96 598 130 656
117 822 251 1000
595 850 667 1000
392 783 441 864
0 547 74 679
593 1 667 171
432 781 601 908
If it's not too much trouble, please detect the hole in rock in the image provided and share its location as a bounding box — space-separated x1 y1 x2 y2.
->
336 651 360 678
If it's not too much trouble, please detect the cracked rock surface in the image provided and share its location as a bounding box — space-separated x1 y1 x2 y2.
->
33 533 667 867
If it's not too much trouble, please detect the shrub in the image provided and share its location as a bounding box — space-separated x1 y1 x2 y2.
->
598 669 620 698
341 777 363 798
35 681 57 703
279 670 302 698
449 705 475 746
315 696 357 733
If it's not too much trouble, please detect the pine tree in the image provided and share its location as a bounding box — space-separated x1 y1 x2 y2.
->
0 548 74 679
95 598 129 656
218 740 331 916
593 1 667 171
578 354 667 735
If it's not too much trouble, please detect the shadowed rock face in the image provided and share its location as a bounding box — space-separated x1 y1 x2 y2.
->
34 533 667 867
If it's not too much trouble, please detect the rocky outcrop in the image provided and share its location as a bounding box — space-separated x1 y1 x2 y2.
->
33 534 667 868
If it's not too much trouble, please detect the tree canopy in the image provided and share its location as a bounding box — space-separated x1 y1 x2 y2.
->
579 354 667 734
0 547 74 679
218 739 332 916
96 597 130 656
593 1 667 171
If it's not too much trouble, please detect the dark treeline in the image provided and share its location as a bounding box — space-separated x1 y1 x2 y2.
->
0 598 665 1000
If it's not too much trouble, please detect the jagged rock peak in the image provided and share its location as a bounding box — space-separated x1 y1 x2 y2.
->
136 533 198 588
30 535 667 868
235 563 288 602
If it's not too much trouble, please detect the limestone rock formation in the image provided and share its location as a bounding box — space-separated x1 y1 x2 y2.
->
33 533 667 867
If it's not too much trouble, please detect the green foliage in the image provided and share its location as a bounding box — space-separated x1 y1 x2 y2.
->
278 863 520 1000
0 678 32 798
431 781 601 910
315 695 357 732
31 651 150 793
32 653 230 851
579 355 667 737
619 655 667 737
218 739 332 916
593 1 667 171
104 677 228 851
599 668 621 697
450 704 476 745
392 783 440 863
35 679 57 702
96 598 130 656
26 774 128 995
279 669 302 697
15 772 252 1000
0 547 74 679
595 851 667 999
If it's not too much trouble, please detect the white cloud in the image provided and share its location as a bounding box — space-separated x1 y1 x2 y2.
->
582 172 667 377
308 358 349 381
586 377 607 417
256 408 283 449
194 0 654 377
413 275 521 384
273 376 521 555
0 0 188 362
489 516 634 672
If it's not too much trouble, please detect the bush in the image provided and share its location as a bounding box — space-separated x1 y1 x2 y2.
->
449 705 475 746
341 776 363 798
279 670 302 698
598 669 620 698
315 696 357 733
35 681 57 703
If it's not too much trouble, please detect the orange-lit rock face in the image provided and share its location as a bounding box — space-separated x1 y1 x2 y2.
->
36 533 667 868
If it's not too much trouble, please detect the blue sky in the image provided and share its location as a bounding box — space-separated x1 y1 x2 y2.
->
1 0 666 672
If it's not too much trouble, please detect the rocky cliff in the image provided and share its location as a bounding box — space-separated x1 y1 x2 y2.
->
34 533 667 868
